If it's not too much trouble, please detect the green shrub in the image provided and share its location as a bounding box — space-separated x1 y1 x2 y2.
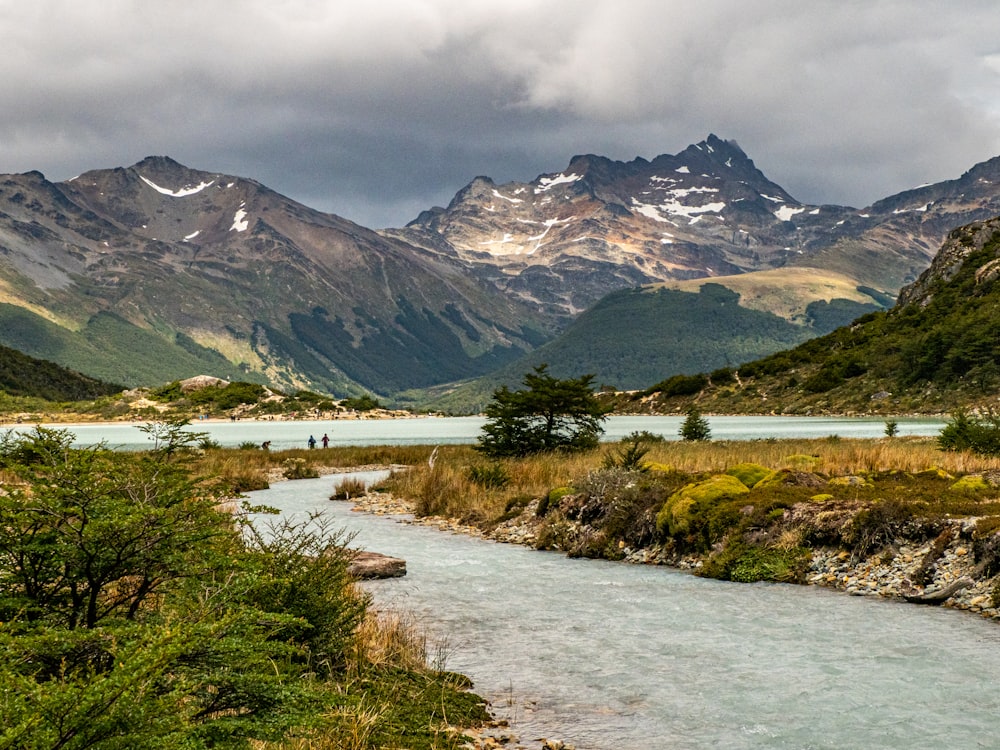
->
649 373 709 397
802 366 843 393
710 367 736 385
343 394 381 411
938 410 1000 455
602 436 652 472
282 458 320 480
705 545 812 583
621 429 666 443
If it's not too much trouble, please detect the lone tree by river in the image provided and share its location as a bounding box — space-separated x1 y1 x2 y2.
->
477 364 608 457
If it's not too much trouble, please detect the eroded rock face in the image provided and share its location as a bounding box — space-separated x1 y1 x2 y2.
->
347 550 406 579
896 216 1000 307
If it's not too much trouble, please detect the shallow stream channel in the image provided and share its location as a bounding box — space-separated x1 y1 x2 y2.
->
249 472 1000 749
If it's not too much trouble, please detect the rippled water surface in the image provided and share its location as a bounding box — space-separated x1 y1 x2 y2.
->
250 474 1000 750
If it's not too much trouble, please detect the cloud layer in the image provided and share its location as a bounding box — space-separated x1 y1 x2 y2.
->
4 1 1000 227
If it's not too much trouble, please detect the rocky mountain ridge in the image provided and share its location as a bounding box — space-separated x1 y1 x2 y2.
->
5 139 1000 397
389 134 1000 319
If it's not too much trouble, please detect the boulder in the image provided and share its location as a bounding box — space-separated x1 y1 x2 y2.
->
347 551 407 579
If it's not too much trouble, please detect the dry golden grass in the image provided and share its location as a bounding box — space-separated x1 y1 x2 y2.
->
194 445 438 493
381 437 1000 527
349 608 429 673
638 436 1000 476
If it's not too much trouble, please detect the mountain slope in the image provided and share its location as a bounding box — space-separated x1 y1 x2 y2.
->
7 140 1000 401
620 216 1000 415
0 158 548 394
0 342 122 401
402 279 881 413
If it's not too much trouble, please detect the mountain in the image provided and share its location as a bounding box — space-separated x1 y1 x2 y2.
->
616 216 1000 415
0 343 122 402
387 134 1000 323
0 158 547 394
6 140 1000 401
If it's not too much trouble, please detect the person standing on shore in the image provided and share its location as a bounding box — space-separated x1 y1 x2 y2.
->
307 435 316 449
321 433 329 448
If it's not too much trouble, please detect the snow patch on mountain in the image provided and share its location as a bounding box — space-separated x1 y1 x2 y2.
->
230 203 249 232
140 175 214 197
632 193 727 223
893 204 931 214
535 173 582 193
774 205 805 221
492 189 524 204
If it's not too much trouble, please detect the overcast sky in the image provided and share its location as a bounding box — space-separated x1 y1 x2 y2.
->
5 1 1000 228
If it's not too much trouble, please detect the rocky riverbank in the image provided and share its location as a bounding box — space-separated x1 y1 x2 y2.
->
346 479 1000 750
348 490 1000 622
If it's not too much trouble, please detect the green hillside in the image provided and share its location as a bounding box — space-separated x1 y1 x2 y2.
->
616 218 1000 415
0 304 260 389
523 285 809 385
402 282 878 413
0 343 122 401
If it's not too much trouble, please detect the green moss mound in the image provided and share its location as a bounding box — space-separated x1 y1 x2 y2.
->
703 544 812 583
950 474 991 493
656 474 750 537
536 485 575 517
725 462 773 489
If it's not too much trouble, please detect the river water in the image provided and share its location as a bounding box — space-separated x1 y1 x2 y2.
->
27 414 945 451
248 472 1000 750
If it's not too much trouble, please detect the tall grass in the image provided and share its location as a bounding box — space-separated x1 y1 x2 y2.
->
251 606 475 750
194 445 439 493
639 436 1000 476
382 438 1000 528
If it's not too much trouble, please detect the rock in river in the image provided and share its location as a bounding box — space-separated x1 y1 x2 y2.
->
347 550 407 579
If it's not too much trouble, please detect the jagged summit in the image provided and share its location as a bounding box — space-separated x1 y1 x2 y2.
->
134 155 188 170
390 136 833 315
384 136 1000 321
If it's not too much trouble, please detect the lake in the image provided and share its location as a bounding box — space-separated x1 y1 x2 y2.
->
13 414 947 451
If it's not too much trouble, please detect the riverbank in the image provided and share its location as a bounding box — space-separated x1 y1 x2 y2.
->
341 480 1000 748
347 488 1000 622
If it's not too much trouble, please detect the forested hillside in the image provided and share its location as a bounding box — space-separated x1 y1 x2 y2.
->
0 343 122 401
615 217 1000 415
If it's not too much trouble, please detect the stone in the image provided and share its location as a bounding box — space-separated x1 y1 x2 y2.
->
347 550 407 579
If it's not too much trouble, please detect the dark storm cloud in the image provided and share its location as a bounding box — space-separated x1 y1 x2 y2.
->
3 0 1000 227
